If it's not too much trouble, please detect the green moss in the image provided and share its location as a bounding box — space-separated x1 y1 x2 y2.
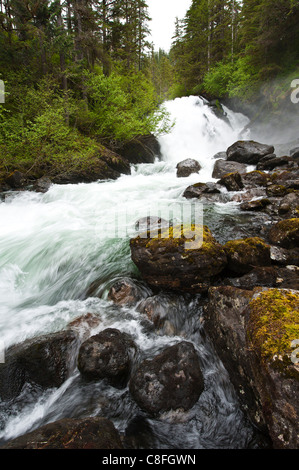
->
224 237 270 255
248 289 299 367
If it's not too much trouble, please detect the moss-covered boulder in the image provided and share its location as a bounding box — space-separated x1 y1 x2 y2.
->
224 237 271 274
130 224 227 293
218 171 244 191
268 218 299 249
205 286 299 449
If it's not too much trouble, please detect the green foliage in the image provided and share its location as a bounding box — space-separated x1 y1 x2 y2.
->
83 71 172 143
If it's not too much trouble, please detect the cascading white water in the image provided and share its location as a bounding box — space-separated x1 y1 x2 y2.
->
0 96 261 449
159 96 249 180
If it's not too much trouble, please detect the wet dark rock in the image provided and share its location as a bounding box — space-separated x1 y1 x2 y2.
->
257 155 295 171
218 171 244 191
240 199 271 212
204 286 299 448
212 151 227 160
117 134 161 164
77 328 137 387
241 171 270 189
275 266 299 290
51 159 121 184
129 341 204 416
270 245 299 266
130 224 227 294
5 171 27 189
0 330 78 401
212 159 247 179
268 218 299 249
1 417 123 449
223 266 278 290
278 193 299 218
266 184 288 197
108 277 151 307
100 153 131 175
32 177 52 193
227 141 275 165
183 182 222 199
136 292 188 335
231 188 267 203
176 158 201 178
290 147 299 160
223 237 271 274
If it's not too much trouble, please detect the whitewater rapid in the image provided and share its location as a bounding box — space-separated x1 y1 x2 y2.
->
0 96 260 448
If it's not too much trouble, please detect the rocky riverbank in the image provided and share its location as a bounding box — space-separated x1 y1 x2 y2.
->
0 139 298 450
0 134 161 197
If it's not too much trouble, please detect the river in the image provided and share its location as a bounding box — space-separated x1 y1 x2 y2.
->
0 96 266 449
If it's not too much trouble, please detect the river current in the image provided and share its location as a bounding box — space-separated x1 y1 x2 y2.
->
0 96 267 448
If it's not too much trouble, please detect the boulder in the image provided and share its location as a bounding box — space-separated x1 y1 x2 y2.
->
270 245 299 266
130 224 227 294
212 159 247 179
77 328 137 388
240 199 270 212
1 417 123 449
227 141 275 165
0 330 78 401
257 155 295 171
241 170 270 189
223 266 278 290
218 171 244 191
32 177 52 193
278 193 299 218
108 277 151 307
5 170 27 189
176 158 201 178
129 341 204 416
268 218 299 249
223 237 271 274
231 188 267 203
183 182 222 200
117 134 161 164
136 292 188 335
204 286 299 448
212 151 227 160
266 184 288 197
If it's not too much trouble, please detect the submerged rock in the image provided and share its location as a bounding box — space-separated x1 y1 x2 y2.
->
77 328 137 388
130 224 227 294
129 341 204 416
227 141 275 165
1 417 123 449
176 158 201 178
108 277 151 307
